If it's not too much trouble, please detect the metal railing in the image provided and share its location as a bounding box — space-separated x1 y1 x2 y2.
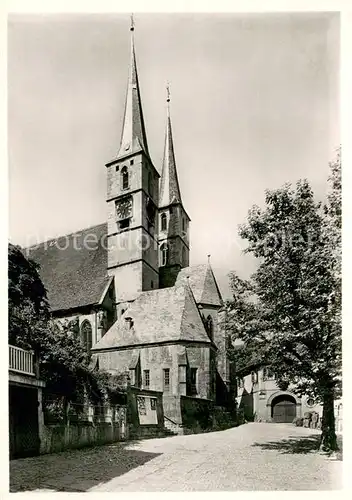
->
9 344 35 376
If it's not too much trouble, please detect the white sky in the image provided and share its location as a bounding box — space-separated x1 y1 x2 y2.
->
8 12 340 298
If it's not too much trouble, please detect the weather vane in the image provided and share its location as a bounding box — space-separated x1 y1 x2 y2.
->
166 82 170 103
130 13 134 31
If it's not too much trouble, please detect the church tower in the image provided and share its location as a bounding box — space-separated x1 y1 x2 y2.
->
106 19 160 309
158 88 190 288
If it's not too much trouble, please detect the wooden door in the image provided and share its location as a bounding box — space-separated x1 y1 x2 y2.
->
272 399 296 423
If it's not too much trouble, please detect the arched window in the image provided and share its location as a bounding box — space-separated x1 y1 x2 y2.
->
160 213 167 232
182 218 186 233
206 315 213 339
160 243 168 267
148 171 153 195
81 320 92 353
121 166 129 190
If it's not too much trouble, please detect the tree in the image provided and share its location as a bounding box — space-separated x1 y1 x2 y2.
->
225 151 341 452
8 244 125 418
8 243 49 351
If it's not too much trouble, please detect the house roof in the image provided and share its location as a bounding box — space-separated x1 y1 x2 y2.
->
176 263 223 307
92 282 211 350
25 223 110 312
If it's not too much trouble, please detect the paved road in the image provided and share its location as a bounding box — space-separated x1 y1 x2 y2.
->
10 423 342 492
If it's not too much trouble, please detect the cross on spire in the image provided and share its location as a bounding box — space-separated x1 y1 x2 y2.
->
130 13 134 31
166 83 170 103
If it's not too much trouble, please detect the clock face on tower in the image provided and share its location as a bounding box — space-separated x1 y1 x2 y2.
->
116 196 133 220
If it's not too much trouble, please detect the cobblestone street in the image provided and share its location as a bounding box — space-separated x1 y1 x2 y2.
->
10 423 342 492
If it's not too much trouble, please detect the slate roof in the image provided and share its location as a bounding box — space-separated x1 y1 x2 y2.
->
117 28 149 160
176 263 223 307
25 223 110 312
159 101 182 207
92 282 211 351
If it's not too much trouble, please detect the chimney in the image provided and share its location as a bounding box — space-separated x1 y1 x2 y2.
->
125 316 134 329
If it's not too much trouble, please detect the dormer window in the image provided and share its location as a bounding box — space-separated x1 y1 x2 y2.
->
160 243 168 267
121 166 129 190
160 213 167 232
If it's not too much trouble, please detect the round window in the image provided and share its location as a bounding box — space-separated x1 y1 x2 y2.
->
306 398 315 407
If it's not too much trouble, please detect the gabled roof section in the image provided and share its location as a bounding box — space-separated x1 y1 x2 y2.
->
159 90 182 207
176 263 223 307
25 223 110 312
92 282 211 351
117 23 149 159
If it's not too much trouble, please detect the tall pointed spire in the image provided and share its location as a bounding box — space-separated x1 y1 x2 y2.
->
117 15 149 159
159 85 182 207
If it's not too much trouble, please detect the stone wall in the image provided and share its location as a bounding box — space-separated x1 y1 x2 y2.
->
40 411 127 455
40 388 166 454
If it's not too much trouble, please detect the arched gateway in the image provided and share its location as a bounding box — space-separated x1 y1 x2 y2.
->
266 391 300 423
271 394 296 423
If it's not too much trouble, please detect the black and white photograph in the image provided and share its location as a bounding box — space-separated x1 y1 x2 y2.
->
6 7 342 493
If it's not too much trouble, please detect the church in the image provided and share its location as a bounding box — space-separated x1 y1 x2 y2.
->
27 19 234 427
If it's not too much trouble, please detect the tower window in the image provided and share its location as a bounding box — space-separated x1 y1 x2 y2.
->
160 213 167 231
130 159 134 165
182 218 186 232
206 315 213 340
160 243 168 267
163 368 170 392
121 166 129 190
151 280 154 289
148 171 153 195
80 320 92 353
182 246 186 266
143 370 150 388
116 165 119 172
119 219 130 230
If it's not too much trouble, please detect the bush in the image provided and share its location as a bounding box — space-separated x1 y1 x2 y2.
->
293 417 303 426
